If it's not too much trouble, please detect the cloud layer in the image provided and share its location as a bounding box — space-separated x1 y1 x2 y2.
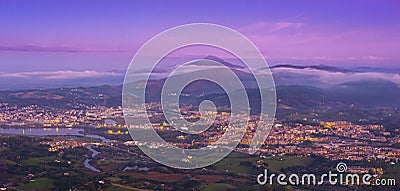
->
271 67 400 87
0 70 123 80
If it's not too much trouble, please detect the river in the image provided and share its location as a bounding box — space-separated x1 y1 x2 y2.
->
84 145 101 172
0 127 110 172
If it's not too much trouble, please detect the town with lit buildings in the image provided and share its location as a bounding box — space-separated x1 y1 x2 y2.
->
1 102 399 165
0 103 125 128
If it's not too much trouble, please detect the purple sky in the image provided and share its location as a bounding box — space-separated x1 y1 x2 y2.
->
0 0 399 73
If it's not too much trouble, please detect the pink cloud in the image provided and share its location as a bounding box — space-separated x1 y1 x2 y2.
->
0 44 130 53
238 21 304 34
